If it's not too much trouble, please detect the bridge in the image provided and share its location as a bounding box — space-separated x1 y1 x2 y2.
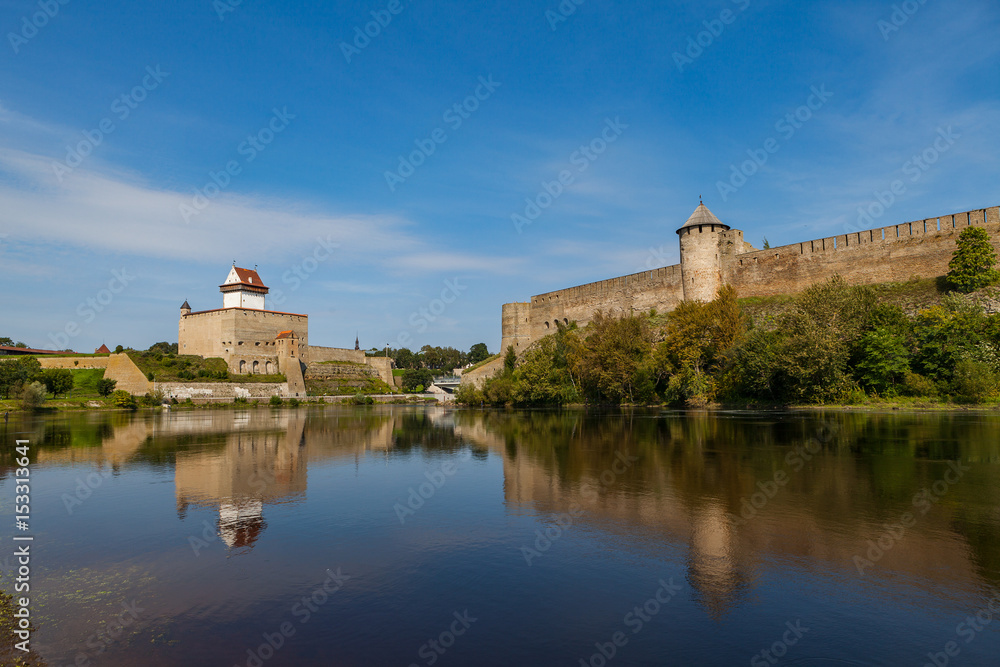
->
431 376 462 393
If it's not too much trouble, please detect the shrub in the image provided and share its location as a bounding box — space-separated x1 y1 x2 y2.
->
96 377 117 397
952 360 998 404
20 381 46 411
899 371 939 398
138 390 165 407
269 395 283 407
111 390 137 410
351 394 374 405
233 396 249 406
288 398 300 407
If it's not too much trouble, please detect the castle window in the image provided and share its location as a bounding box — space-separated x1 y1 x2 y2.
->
239 360 246 373
266 361 273 373
255 342 260 346
252 360 259 374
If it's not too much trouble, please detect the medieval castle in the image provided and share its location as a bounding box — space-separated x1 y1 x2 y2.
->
493 202 1000 360
178 265 393 395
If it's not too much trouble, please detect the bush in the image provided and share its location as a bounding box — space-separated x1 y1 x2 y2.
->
20 381 46 411
233 396 249 406
351 394 374 405
96 377 117 397
952 360 998 404
138 390 165 407
288 398 300 407
111 390 137 410
269 395 283 407
899 371 939 398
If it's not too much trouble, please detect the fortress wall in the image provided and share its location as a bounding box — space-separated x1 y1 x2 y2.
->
501 302 531 355
38 357 109 370
157 382 287 400
309 347 365 364
180 308 308 365
728 207 1000 298
526 265 684 341
364 357 394 385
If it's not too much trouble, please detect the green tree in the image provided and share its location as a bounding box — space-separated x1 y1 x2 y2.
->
567 312 654 403
948 226 1000 293
402 368 433 392
111 390 137 410
855 327 911 395
39 368 74 397
0 357 41 399
96 378 118 397
503 345 517 374
468 343 490 365
20 381 46 411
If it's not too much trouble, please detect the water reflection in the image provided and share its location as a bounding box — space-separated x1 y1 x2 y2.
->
2 407 999 665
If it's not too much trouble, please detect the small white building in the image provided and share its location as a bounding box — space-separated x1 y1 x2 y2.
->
220 265 268 310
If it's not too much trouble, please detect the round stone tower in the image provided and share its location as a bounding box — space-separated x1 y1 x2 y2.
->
677 202 730 302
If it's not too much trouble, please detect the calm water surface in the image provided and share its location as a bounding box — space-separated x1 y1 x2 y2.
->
2 407 999 666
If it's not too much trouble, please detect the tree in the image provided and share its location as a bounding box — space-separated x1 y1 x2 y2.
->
402 368 433 392
20 381 46 411
96 378 117 397
0 337 12 346
39 368 74 397
0 357 41 399
468 343 490 365
114 345 124 353
855 327 911 395
503 345 517 375
111 390 137 410
948 226 1000 293
148 341 178 354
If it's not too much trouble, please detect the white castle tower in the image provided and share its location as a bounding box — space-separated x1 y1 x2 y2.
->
220 264 269 310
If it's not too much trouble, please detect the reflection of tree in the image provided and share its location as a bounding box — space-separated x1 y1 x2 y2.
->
458 408 1000 616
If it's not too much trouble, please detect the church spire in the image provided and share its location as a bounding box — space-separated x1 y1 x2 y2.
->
355 333 360 351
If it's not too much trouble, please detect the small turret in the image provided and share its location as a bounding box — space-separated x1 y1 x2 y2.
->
180 300 191 316
677 202 730 302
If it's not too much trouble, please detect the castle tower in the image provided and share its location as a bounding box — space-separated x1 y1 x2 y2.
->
677 202 730 302
220 265 268 310
180 300 191 316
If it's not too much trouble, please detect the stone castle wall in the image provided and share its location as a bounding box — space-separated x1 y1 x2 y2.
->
502 205 1000 354
157 382 288 400
179 308 309 372
38 357 109 370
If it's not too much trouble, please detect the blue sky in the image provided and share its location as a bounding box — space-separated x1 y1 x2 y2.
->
1 0 998 354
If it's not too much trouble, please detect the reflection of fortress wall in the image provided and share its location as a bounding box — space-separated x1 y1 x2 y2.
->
457 418 988 615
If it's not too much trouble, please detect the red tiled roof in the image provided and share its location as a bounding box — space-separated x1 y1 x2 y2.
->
95 344 111 354
275 330 296 339
182 307 308 318
0 345 66 355
220 266 268 290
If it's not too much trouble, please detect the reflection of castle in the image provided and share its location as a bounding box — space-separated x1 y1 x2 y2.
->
454 415 991 618
174 413 308 554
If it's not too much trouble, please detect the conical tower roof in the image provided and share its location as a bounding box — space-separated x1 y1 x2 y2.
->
180 300 191 310
676 203 729 234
